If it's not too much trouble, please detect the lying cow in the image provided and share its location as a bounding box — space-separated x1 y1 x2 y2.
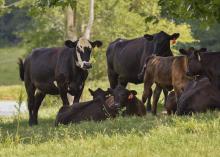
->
165 91 177 115
177 77 220 115
108 86 146 116
18 37 102 126
179 47 220 89
55 88 117 126
141 54 190 115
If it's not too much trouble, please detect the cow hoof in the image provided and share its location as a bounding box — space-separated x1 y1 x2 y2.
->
29 120 38 126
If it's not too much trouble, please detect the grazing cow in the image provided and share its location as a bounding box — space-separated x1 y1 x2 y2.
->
165 91 177 115
108 86 146 116
106 31 180 111
179 47 220 89
55 88 118 126
141 54 190 115
18 37 102 126
177 77 220 115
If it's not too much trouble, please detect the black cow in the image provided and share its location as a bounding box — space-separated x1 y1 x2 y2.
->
177 77 220 115
55 88 118 126
106 31 180 111
179 47 220 89
18 37 102 126
108 86 146 116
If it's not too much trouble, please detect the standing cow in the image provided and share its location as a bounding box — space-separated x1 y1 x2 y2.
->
106 31 180 111
18 37 102 126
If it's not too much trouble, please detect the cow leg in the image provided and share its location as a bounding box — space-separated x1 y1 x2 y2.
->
152 85 162 115
25 82 36 126
142 79 153 105
73 84 85 103
146 88 152 112
163 89 168 107
118 78 128 88
32 92 46 125
107 68 118 89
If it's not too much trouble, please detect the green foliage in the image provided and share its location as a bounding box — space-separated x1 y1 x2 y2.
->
0 7 31 47
159 0 220 25
19 7 65 52
192 22 220 51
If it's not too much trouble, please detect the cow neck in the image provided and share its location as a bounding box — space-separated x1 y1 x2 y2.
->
103 96 116 117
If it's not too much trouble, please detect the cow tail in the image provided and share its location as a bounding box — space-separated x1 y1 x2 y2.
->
18 58 24 81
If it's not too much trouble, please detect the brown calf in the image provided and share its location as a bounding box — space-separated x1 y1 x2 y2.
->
142 55 190 114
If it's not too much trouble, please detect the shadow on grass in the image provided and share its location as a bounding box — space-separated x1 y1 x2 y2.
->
0 108 219 145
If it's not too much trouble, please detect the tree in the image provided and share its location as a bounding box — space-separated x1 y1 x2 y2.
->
65 5 77 41
83 0 94 39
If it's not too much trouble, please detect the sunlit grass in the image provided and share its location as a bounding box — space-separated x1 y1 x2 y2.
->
0 107 219 157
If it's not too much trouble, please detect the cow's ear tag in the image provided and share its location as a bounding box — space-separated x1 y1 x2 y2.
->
128 93 134 100
171 38 176 45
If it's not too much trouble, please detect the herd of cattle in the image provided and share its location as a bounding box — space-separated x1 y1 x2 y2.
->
18 31 220 126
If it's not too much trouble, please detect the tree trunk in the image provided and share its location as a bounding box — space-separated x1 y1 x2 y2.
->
65 5 77 41
83 0 94 39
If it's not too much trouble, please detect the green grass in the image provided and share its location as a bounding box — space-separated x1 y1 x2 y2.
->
0 47 25 85
0 106 219 157
0 83 220 157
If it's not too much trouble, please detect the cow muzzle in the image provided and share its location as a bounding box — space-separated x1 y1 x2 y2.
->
81 61 92 70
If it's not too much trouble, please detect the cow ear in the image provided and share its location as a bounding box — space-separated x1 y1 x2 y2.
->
90 40 103 48
170 33 180 40
144 34 153 41
130 90 137 96
65 40 77 48
88 88 94 95
179 49 188 55
199 48 207 52
107 88 113 94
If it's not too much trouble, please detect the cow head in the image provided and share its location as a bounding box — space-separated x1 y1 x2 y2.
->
65 37 102 70
107 86 137 108
88 88 110 100
179 47 207 77
144 31 180 56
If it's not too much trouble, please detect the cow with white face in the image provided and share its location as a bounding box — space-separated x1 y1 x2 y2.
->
18 37 102 126
65 37 102 70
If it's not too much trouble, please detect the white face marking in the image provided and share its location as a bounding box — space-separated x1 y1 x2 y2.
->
76 37 92 53
75 37 92 68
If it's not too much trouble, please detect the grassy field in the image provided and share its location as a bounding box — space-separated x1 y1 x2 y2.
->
0 106 219 157
0 47 26 85
0 83 220 157
0 47 220 157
